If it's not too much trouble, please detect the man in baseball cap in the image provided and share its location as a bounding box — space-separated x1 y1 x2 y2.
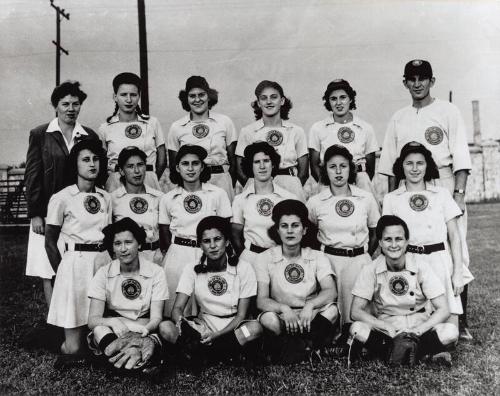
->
378 59 473 341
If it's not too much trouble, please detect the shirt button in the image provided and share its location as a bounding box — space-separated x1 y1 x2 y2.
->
410 272 416 276
410 307 415 311
410 291 415 296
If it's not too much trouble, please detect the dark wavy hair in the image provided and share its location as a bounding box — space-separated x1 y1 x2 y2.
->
268 199 319 249
241 141 281 179
392 142 440 185
322 79 357 111
66 139 108 187
194 216 238 273
251 80 292 120
51 80 87 107
106 72 149 123
102 217 147 258
320 144 357 185
169 145 211 186
178 88 218 112
375 215 409 241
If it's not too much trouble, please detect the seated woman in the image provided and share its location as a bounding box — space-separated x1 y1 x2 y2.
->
256 199 339 363
159 216 262 363
87 217 168 370
350 215 458 365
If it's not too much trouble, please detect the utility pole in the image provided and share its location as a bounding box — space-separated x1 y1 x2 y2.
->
50 0 69 86
138 0 149 114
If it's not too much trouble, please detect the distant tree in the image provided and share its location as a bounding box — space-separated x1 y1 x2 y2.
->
18 161 26 168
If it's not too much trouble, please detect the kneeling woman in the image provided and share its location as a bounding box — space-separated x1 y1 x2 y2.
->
159 216 262 361
87 218 168 370
256 200 339 361
350 215 458 365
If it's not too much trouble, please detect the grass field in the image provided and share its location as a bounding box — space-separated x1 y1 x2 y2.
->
1 203 499 395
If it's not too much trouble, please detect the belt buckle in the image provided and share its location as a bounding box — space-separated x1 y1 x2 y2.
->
346 249 354 257
97 243 104 252
189 239 197 248
417 246 425 254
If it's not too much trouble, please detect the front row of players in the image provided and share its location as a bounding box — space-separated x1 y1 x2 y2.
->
43 138 465 369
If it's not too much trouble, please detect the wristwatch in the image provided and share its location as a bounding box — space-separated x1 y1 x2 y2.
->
454 189 465 194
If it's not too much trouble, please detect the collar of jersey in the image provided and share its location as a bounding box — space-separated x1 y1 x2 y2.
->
324 114 362 128
251 119 293 132
113 184 162 198
67 184 105 197
374 252 418 274
270 245 315 263
240 179 289 199
107 113 149 125
393 182 439 195
171 182 215 198
179 112 217 127
317 184 366 200
107 258 155 278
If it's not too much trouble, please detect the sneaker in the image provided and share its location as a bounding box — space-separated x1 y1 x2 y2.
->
459 327 473 341
431 352 452 367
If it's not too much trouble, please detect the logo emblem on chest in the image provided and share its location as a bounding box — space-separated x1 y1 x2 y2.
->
208 275 228 296
424 126 444 145
121 279 142 300
256 198 274 216
125 124 143 139
129 197 148 214
337 127 355 144
335 199 354 217
184 194 202 214
192 124 210 139
409 194 428 211
83 195 101 214
389 275 409 296
284 263 305 284
266 130 283 146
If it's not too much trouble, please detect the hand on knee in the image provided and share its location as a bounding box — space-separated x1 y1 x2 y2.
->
349 321 371 344
434 323 458 346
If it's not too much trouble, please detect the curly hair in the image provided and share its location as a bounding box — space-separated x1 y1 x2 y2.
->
51 80 87 107
66 139 108 187
322 79 357 112
102 217 147 258
178 88 219 112
251 80 292 120
392 142 440 185
319 144 357 185
241 141 281 179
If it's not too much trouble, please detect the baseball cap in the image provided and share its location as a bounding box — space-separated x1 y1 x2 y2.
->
403 59 433 79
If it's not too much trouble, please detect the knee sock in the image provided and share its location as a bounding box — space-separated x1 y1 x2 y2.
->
98 333 117 352
211 332 241 358
364 329 392 360
309 315 336 349
459 285 469 328
419 330 446 358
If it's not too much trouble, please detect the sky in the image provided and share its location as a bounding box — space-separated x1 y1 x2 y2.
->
1 0 499 165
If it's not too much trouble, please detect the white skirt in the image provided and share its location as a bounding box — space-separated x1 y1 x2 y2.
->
25 223 54 279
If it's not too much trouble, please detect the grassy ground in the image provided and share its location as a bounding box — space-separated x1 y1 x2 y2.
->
1 203 499 395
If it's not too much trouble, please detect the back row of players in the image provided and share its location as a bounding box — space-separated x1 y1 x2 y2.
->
24 59 473 364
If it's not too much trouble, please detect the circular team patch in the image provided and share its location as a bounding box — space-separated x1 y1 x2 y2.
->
125 124 142 139
424 126 444 145
389 275 409 296
335 199 354 217
184 194 202 214
83 195 101 214
337 127 355 144
121 279 142 300
129 197 148 214
208 275 228 296
192 123 210 139
284 263 305 284
256 198 274 216
266 130 283 146
409 194 428 211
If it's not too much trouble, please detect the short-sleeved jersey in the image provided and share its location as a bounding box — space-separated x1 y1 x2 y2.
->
307 184 380 248
46 185 111 243
378 99 472 176
99 114 165 172
382 183 461 245
254 246 333 308
308 115 379 163
176 259 256 317
158 183 232 239
235 119 308 168
167 112 237 166
88 258 168 320
111 185 163 243
231 180 296 249
352 254 444 317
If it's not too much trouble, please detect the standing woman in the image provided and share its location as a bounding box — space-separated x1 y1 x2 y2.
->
167 76 238 200
159 216 262 362
24 80 100 309
307 144 380 335
111 147 164 265
231 142 297 264
382 142 473 327
309 79 379 195
45 140 111 356
235 80 308 202
99 72 166 192
159 145 232 316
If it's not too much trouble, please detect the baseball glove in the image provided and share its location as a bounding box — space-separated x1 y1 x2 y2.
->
388 332 420 366
104 331 157 370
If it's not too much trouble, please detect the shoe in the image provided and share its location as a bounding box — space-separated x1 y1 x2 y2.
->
431 352 452 367
459 327 473 341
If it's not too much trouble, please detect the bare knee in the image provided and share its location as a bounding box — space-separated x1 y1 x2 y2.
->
259 312 282 335
434 323 458 346
349 321 371 343
235 320 263 345
159 321 179 343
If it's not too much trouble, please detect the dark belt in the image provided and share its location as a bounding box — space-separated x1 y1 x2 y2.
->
65 243 106 252
275 167 296 176
140 240 160 251
174 236 199 248
208 165 225 174
114 164 154 172
104 308 149 319
324 246 364 257
202 311 237 319
407 242 445 255
249 244 268 254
